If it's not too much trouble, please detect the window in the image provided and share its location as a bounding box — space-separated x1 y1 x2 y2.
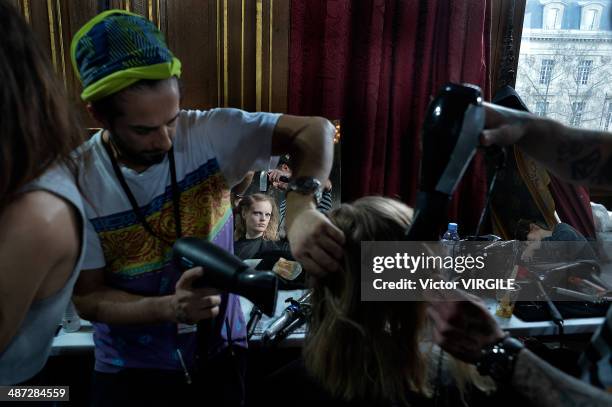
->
540 59 554 85
583 9 599 29
570 101 585 126
577 60 593 85
535 101 549 117
581 4 604 30
543 3 565 30
604 100 612 130
518 0 612 131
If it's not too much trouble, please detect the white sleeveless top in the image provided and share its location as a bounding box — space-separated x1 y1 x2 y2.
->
0 165 86 384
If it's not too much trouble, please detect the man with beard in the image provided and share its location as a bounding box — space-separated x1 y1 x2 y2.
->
69 10 343 406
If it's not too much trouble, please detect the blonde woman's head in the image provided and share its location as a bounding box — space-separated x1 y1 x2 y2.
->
304 196 428 404
304 196 493 404
234 193 279 241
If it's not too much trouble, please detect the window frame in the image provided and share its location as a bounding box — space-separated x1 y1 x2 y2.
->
603 97 612 130
570 101 586 127
535 100 550 116
577 59 593 85
543 2 565 30
539 59 555 85
580 3 605 30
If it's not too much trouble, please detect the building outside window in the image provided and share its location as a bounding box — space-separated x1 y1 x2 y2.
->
540 59 555 84
517 0 612 130
604 99 612 130
570 101 585 126
577 60 593 85
581 3 604 30
535 101 550 116
543 2 565 29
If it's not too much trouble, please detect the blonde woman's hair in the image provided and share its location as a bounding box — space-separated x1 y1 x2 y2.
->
304 196 427 404
304 196 492 404
234 193 279 241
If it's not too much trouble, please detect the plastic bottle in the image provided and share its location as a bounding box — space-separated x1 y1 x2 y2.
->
61 301 81 333
442 222 459 240
441 223 460 255
440 223 460 280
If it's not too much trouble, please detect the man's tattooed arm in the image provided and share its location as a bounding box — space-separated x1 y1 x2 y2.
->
512 349 612 407
519 119 612 189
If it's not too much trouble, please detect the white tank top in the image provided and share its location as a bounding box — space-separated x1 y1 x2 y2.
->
0 165 86 384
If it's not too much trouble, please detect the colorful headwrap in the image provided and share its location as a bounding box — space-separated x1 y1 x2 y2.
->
70 9 181 102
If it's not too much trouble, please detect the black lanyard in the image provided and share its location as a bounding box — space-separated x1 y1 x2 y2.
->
102 133 182 246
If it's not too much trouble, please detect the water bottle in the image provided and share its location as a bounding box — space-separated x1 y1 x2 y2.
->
62 301 81 333
441 223 460 244
440 223 460 280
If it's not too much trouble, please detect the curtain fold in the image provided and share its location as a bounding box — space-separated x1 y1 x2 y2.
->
549 178 596 239
289 0 491 234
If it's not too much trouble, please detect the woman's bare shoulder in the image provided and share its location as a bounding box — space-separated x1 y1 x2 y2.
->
0 190 80 259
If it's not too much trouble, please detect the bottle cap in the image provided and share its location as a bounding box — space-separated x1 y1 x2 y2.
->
448 223 458 231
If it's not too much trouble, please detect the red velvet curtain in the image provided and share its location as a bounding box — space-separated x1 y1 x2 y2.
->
288 0 491 234
549 178 596 239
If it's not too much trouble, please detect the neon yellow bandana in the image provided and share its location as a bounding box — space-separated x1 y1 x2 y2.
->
70 10 181 102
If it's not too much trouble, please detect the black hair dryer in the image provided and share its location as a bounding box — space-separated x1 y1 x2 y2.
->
406 83 485 241
173 237 278 316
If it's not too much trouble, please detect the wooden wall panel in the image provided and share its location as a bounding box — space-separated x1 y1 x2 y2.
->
259 0 289 113
243 0 256 110
60 0 99 106
270 0 288 112
12 0 289 128
164 0 218 109
490 0 526 95
6 0 20 12
28 1 53 65
261 0 272 112
228 0 244 108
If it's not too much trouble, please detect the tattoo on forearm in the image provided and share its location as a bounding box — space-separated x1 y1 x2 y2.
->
570 148 601 181
513 350 612 407
557 140 585 162
555 131 612 188
589 155 612 187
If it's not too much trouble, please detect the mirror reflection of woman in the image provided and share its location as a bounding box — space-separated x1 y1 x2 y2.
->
234 194 288 260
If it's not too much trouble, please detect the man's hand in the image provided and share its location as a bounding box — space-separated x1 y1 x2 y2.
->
480 102 612 190
171 267 221 324
323 179 332 192
521 240 541 262
480 102 533 147
267 169 291 190
428 289 505 363
288 208 345 276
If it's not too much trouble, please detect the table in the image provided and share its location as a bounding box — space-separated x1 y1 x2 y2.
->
51 294 605 354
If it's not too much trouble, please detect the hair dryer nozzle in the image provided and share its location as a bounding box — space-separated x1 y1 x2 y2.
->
173 237 278 316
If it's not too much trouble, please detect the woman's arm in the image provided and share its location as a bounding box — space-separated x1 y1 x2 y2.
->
0 191 80 352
